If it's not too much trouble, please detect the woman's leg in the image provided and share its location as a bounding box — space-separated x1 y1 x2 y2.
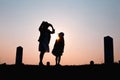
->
39 51 45 65
55 56 58 65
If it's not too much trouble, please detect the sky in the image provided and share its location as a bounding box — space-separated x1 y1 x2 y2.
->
0 0 120 65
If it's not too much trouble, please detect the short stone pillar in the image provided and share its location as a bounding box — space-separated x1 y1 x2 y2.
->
15 46 23 65
90 60 94 65
119 60 120 64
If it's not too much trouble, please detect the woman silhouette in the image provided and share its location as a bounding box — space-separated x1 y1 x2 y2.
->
38 21 55 66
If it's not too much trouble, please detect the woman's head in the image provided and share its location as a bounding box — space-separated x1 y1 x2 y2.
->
42 21 50 29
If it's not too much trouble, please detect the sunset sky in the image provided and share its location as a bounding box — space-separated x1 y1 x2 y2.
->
0 0 120 65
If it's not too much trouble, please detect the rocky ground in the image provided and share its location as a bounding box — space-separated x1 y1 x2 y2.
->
0 63 120 80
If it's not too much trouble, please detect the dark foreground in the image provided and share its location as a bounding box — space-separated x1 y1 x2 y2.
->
0 64 120 80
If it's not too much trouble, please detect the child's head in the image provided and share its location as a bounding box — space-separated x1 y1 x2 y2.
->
58 32 64 37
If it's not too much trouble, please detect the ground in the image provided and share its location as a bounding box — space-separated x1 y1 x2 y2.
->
0 63 120 80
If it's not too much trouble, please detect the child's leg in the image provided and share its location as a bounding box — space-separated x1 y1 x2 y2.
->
58 56 61 65
55 56 58 65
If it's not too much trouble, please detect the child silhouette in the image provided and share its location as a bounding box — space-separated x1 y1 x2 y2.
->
52 32 65 66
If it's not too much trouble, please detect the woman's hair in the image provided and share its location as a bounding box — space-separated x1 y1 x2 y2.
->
41 21 50 29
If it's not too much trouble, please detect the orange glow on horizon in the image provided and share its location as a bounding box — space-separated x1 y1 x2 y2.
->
0 0 120 66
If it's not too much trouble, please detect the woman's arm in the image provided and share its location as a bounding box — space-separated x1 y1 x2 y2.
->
49 24 55 34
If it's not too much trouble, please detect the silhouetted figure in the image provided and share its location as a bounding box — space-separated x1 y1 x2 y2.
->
15 46 23 65
52 32 65 66
38 21 55 66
